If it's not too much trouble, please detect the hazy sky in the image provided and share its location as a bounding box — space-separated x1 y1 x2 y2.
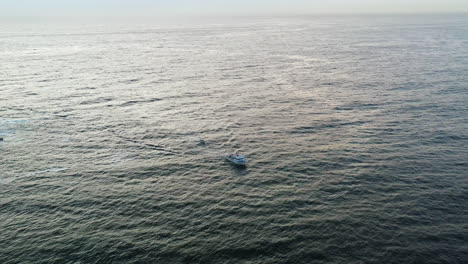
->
1 0 467 16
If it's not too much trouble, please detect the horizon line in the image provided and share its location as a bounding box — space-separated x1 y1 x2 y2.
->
1 11 467 19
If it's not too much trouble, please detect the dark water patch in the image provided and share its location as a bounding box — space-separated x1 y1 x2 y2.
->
291 120 368 134
122 140 176 154
121 78 141 84
120 98 162 107
148 78 175 84
430 132 467 143
79 97 114 105
334 102 381 110
76 86 96 90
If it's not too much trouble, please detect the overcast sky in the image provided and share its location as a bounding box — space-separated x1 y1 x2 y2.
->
2 0 467 17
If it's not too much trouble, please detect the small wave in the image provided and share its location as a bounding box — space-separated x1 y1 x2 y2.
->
0 119 29 124
0 178 14 184
25 167 67 177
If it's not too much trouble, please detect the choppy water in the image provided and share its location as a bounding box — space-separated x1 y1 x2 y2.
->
1 15 468 264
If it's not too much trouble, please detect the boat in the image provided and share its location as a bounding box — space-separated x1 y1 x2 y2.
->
225 154 247 166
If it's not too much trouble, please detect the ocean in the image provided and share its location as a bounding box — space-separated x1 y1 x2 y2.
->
1 15 467 263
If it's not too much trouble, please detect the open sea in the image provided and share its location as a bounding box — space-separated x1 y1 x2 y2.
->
1 15 467 264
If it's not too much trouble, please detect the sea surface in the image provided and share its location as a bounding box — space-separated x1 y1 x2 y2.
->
1 15 467 264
